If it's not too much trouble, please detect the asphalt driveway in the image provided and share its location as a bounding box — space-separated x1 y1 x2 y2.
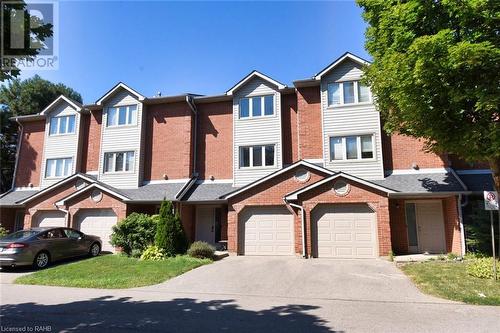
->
1 256 499 333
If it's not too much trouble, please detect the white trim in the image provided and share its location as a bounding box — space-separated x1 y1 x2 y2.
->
285 172 396 201
455 169 492 175
226 71 286 96
386 168 449 175
458 194 466 256
315 53 370 80
86 171 99 176
303 159 323 164
195 179 234 184
96 82 145 105
55 183 129 205
223 160 335 199
17 174 97 204
40 95 82 115
142 179 191 185
13 187 41 191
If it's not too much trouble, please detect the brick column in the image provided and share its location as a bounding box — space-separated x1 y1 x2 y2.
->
227 207 238 254
443 196 462 254
375 198 392 256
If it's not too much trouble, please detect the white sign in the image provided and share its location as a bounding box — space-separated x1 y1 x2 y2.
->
484 191 499 210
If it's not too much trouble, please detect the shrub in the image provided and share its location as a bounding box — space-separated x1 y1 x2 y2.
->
0 224 9 238
110 213 157 255
464 252 487 260
140 245 167 261
187 241 215 259
131 249 143 258
155 201 188 256
466 257 499 279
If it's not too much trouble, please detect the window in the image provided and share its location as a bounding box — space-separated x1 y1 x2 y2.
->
239 145 275 168
107 105 137 126
329 135 374 161
63 229 83 239
239 95 274 118
327 81 371 106
45 158 73 178
49 115 76 135
104 151 135 173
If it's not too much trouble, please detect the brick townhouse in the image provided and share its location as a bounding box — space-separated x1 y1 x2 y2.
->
0 52 494 256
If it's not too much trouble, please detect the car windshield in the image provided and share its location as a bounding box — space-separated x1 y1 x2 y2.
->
1 230 39 241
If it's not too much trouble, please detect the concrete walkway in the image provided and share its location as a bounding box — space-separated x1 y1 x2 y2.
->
1 257 499 333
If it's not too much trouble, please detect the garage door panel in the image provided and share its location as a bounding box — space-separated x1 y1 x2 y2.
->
76 209 117 253
35 211 66 228
241 207 294 256
313 204 377 258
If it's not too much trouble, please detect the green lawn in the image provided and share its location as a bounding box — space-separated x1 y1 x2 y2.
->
15 254 211 289
401 261 500 305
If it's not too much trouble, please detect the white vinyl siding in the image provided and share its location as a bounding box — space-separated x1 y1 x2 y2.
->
40 101 81 188
320 59 384 179
99 90 144 188
233 77 282 186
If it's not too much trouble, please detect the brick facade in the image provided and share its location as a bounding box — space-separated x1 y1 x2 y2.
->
281 92 299 164
80 111 102 173
15 120 45 187
296 87 323 160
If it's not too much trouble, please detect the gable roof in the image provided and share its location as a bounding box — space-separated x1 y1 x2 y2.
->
226 70 286 96
220 160 335 200
96 82 145 105
40 95 83 115
55 182 130 205
314 52 371 80
285 172 396 201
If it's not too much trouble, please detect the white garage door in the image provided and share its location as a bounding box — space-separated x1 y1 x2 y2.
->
76 209 117 252
34 211 66 228
312 204 377 258
241 206 294 256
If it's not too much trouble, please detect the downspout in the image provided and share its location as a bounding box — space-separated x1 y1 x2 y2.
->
54 203 70 228
10 119 24 191
458 194 466 256
186 96 198 177
286 199 306 258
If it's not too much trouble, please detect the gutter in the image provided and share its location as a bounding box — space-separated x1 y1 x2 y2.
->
457 194 466 256
186 96 198 178
9 119 24 192
387 191 471 198
284 198 306 258
54 203 70 228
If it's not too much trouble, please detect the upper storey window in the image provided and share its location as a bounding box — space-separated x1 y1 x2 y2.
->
239 95 274 118
49 115 76 135
330 135 374 161
104 151 135 173
107 105 137 127
239 145 275 168
327 81 370 106
45 157 73 178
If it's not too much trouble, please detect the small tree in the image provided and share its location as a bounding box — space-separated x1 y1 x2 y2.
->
110 213 157 255
155 201 187 256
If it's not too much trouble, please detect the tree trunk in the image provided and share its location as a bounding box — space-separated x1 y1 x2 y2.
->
490 158 500 193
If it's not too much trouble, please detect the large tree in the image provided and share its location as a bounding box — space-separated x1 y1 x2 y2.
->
1 0 53 82
356 0 500 190
0 75 82 192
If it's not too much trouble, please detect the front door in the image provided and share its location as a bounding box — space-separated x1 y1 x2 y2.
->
416 201 446 253
196 207 215 245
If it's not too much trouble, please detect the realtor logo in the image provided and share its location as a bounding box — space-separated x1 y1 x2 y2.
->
1 0 59 71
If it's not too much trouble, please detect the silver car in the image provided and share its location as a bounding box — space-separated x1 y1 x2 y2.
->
0 227 102 269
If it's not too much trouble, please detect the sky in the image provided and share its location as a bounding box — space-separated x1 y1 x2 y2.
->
19 0 369 104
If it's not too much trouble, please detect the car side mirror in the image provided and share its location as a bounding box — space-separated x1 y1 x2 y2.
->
78 236 84 240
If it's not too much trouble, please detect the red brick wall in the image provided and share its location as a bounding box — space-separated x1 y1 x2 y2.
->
297 178 391 256
296 86 323 160
383 132 448 170
389 199 408 254
143 102 193 181
443 196 462 254
281 93 298 165
15 120 45 187
227 166 330 254
196 101 233 180
80 111 102 173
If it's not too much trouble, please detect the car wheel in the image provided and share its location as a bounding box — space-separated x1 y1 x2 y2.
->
89 243 101 257
33 251 50 269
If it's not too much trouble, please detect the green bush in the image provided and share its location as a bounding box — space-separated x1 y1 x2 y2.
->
155 201 188 256
0 224 9 238
140 245 167 261
110 213 157 255
131 249 143 258
466 257 499 279
187 241 215 259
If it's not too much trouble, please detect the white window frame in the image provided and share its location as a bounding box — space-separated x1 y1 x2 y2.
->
103 151 135 173
329 134 375 162
44 157 73 178
239 94 275 119
106 105 138 127
327 80 372 107
239 144 276 169
49 115 76 136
